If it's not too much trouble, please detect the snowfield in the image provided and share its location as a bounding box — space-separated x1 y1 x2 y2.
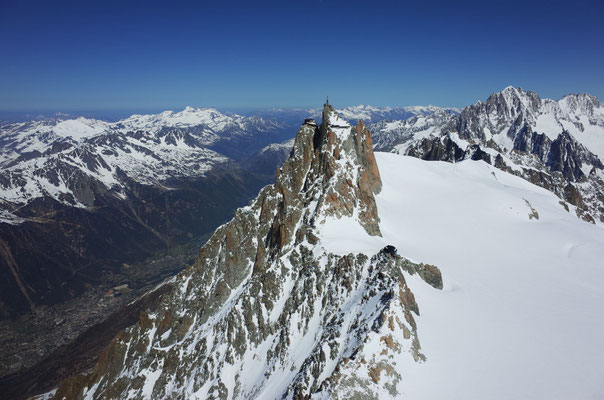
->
320 152 604 399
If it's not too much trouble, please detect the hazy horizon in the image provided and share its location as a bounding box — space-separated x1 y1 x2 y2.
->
1 0 603 112
1 83 601 123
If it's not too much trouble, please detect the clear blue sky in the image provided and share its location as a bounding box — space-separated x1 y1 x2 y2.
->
1 0 603 113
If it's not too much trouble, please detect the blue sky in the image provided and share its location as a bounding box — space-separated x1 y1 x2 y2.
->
1 0 603 113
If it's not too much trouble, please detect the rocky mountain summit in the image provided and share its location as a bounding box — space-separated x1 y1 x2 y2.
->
51 101 442 399
371 87 604 223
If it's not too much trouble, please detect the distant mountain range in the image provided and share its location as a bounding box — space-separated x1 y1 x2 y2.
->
248 104 459 125
0 104 459 226
1 91 602 319
0 107 286 216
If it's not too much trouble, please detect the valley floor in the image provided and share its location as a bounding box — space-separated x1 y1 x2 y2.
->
321 153 604 399
0 236 206 398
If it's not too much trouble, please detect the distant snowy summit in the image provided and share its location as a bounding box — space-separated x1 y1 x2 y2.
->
371 86 604 224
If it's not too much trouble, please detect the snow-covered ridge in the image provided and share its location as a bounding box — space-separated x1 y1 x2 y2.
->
477 86 604 157
1 107 284 160
118 106 283 133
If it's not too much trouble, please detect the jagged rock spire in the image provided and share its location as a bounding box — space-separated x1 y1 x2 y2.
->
52 101 393 400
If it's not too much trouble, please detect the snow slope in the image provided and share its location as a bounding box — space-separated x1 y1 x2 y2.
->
321 152 604 399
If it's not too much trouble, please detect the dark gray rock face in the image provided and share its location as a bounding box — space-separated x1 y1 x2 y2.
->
406 133 466 162
457 87 541 142
50 103 440 400
545 131 603 181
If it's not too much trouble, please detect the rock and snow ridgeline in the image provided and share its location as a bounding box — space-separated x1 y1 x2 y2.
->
4 89 604 399
51 101 443 399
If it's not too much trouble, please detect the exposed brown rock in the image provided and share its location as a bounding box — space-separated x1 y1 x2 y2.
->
50 102 394 399
399 258 443 290
524 199 540 220
380 334 399 351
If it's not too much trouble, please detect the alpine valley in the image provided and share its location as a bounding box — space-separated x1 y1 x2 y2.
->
0 107 295 384
2 88 604 399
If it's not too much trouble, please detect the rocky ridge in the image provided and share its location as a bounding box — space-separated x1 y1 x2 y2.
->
51 101 442 399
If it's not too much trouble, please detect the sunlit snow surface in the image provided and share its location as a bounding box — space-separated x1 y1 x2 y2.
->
320 153 604 399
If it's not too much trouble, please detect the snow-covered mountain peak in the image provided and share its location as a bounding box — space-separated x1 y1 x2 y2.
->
120 106 233 131
484 86 541 117
499 85 539 100
1 115 110 143
51 117 111 140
